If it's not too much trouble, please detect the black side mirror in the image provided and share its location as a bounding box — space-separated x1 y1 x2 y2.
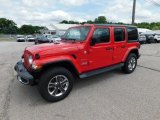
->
90 38 96 46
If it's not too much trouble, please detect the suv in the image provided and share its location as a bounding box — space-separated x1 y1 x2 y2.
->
16 35 25 42
153 34 160 43
15 24 140 102
26 35 35 42
145 34 155 43
139 34 146 44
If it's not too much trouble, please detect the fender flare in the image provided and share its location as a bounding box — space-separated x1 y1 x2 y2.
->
122 48 139 62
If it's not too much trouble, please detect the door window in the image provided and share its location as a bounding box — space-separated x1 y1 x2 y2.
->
127 27 138 42
114 28 125 42
92 28 110 44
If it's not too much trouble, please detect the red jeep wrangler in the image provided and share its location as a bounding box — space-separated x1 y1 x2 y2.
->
15 24 140 102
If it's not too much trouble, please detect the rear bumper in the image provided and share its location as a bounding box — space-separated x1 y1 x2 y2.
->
14 61 34 85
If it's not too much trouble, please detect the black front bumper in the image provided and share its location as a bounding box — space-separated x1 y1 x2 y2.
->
14 61 34 85
28 39 35 42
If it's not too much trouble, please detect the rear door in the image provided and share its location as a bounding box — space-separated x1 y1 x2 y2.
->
113 27 127 64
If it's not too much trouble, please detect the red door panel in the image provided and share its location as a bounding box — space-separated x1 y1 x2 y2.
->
113 27 127 64
86 27 113 71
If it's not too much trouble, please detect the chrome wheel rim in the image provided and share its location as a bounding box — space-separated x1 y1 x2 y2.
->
48 75 69 97
128 57 136 71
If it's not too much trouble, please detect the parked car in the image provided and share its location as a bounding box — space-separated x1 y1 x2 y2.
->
139 34 146 44
26 35 35 42
48 35 61 43
144 34 155 44
15 24 140 102
16 35 25 42
35 35 51 44
153 34 160 43
35 35 61 44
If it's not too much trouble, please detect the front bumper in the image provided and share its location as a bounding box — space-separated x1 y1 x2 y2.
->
17 39 25 42
14 61 34 85
28 39 35 42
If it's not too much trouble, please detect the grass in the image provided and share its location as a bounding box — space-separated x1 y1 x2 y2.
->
0 37 16 42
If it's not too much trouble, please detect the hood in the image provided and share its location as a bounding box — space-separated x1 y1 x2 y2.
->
26 42 83 57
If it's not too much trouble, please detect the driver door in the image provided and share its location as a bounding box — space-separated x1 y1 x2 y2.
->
87 27 113 71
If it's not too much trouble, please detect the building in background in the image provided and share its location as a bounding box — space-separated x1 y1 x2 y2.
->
40 24 79 36
138 28 151 34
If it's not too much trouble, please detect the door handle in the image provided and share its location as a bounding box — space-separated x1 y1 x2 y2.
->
121 45 126 48
106 47 113 51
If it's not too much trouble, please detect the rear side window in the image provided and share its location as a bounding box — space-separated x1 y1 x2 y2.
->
127 27 138 42
92 28 110 44
114 28 125 42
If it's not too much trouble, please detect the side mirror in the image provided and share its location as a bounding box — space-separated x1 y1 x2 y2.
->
90 38 96 46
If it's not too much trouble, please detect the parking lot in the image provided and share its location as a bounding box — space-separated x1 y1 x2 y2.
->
0 42 160 120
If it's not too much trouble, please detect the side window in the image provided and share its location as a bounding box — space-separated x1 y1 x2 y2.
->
127 27 138 42
114 28 125 42
92 28 110 44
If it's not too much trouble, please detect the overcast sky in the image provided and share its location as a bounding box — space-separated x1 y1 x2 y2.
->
0 0 160 27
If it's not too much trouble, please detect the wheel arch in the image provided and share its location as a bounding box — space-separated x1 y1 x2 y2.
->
122 48 139 62
41 60 80 78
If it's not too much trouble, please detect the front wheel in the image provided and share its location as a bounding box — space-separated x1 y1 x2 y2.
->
122 53 137 74
38 67 74 102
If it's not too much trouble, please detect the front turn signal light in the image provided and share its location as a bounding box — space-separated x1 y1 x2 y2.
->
32 64 42 70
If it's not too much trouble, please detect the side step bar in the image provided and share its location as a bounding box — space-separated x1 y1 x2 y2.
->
79 63 124 79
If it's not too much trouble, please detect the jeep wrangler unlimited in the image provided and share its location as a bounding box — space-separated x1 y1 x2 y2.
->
15 24 140 102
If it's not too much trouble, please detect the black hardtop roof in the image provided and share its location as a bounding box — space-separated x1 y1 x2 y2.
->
94 24 137 28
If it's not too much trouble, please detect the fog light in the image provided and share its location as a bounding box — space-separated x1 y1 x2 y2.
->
32 64 42 70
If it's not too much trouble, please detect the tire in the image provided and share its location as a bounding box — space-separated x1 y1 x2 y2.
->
154 39 158 43
38 67 74 102
122 53 137 74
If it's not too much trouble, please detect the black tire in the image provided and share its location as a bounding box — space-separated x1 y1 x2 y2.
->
154 39 158 43
38 67 74 102
122 53 137 74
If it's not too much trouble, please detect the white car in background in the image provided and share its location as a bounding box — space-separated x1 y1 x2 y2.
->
25 35 35 42
16 35 25 42
139 34 146 44
153 34 160 43
47 35 61 43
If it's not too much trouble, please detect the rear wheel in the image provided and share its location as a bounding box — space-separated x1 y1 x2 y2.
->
154 39 158 43
38 67 74 102
122 53 137 74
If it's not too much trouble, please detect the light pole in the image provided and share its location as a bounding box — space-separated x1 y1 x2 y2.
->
132 0 136 24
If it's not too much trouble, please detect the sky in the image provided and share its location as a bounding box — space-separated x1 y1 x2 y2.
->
0 0 160 27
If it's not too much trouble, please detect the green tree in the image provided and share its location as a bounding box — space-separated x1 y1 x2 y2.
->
60 20 69 24
86 20 94 24
0 18 18 34
19 25 45 34
94 16 107 24
60 20 80 24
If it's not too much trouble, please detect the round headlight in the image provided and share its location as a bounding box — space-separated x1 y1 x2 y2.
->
28 56 33 64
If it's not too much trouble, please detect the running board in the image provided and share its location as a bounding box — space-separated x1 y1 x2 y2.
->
79 63 124 78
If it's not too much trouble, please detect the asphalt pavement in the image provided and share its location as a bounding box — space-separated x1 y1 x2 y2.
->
0 42 160 120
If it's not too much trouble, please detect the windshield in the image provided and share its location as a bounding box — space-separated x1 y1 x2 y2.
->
17 35 24 38
27 35 33 38
62 26 91 41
